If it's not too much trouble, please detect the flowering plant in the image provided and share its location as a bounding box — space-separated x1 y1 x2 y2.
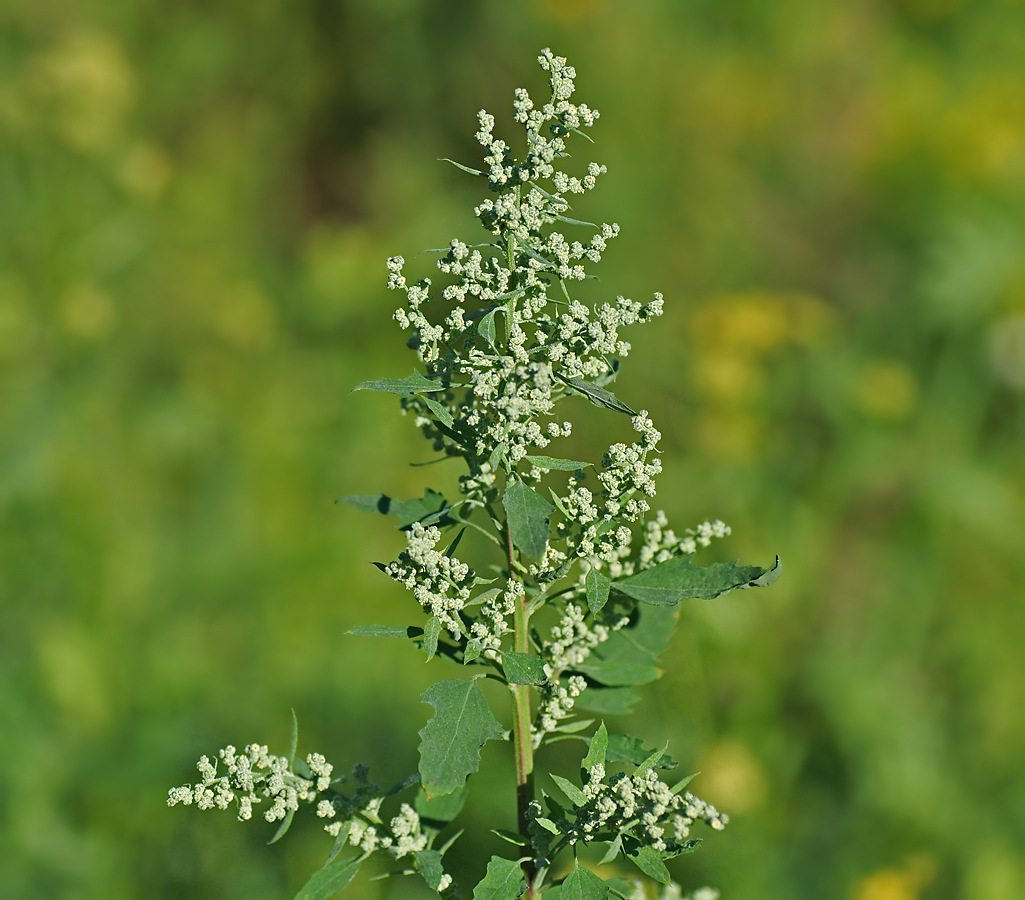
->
168 49 779 900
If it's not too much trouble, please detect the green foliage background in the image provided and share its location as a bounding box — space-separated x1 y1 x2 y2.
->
2 1 1023 898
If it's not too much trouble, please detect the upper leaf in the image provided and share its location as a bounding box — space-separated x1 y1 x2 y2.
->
415 785 469 825
555 373 636 416
337 489 454 530
570 605 679 688
585 567 611 616
629 845 671 884
419 676 505 797
581 721 608 773
352 371 448 396
292 855 361 900
613 556 782 606
503 480 554 560
414 850 446 891
348 624 425 640
472 856 526 900
523 455 593 471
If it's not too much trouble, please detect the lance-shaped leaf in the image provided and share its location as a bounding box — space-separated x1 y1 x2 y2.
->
501 651 548 685
348 624 424 640
585 567 611 616
293 855 361 900
523 455 593 471
555 373 636 416
602 734 678 770
613 556 782 606
551 773 587 807
419 676 504 797
337 489 455 530
581 721 608 773
353 370 447 396
472 856 526 900
630 845 671 885
423 616 442 662
503 480 554 560
560 862 610 900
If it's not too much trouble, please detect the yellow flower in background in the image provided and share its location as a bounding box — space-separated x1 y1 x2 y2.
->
851 857 934 900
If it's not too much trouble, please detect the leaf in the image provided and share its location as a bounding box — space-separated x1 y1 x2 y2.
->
424 396 455 428
630 846 670 885
414 850 446 891
573 687 640 715
503 480 554 560
267 807 295 845
293 855 361 900
574 605 680 687
384 773 421 797
353 371 446 396
463 639 484 664
599 833 623 864
419 676 505 797
337 489 453 529
560 862 610 900
472 856 526 900
613 556 781 606
442 157 484 177
415 785 468 825
501 651 548 685
585 567 611 616
424 616 442 662
348 624 424 640
602 734 678 770
523 455 593 471
555 374 636 415
492 829 529 846
324 821 353 865
488 442 507 472
550 773 587 807
670 773 698 794
554 214 598 228
635 744 667 774
581 721 608 774
479 309 498 347
288 709 299 768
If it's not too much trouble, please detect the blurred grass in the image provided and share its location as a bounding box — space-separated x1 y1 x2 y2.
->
1 1 1024 898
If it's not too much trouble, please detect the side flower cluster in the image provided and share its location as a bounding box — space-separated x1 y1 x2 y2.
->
167 744 332 823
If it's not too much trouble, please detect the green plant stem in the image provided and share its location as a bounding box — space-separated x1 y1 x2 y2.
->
507 519 538 897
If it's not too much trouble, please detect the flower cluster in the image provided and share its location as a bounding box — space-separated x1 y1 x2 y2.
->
469 580 522 660
639 513 732 569
384 522 475 639
167 744 330 823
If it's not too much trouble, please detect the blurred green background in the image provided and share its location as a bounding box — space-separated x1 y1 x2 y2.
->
2 1 1024 898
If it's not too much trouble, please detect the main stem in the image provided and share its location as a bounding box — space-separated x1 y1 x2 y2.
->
508 520 538 896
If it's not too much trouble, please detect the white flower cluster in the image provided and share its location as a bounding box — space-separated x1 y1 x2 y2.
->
167 744 328 823
384 523 474 639
469 580 522 659
639 512 732 569
568 764 728 852
532 675 587 748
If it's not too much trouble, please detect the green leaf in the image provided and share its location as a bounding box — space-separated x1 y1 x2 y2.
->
424 616 441 662
288 709 299 768
501 651 548 685
573 687 640 715
463 638 484 663
419 676 505 797
670 772 698 794
560 862 610 900
353 371 446 396
442 157 484 177
348 624 424 640
581 721 608 774
630 846 670 885
337 489 453 529
384 773 420 797
415 785 468 824
601 734 678 770
414 850 446 891
523 455 593 471
635 743 668 774
574 605 680 687
503 480 554 560
488 442 507 472
534 816 559 834
472 856 526 900
479 309 498 347
599 833 623 864
424 396 455 428
550 773 587 807
555 374 636 415
324 821 352 865
554 214 598 228
293 855 361 900
585 567 611 616
613 556 781 606
267 806 295 845
492 829 529 846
